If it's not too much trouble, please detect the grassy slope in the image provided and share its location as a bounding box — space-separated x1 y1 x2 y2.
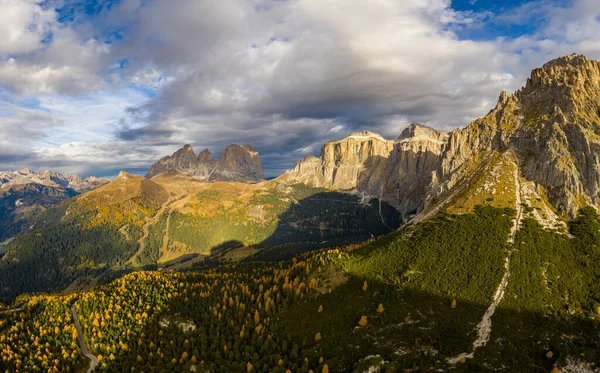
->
138 182 400 265
279 206 600 372
279 206 515 371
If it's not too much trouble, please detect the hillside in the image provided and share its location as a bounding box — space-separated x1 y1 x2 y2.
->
0 169 108 242
0 170 400 302
0 204 598 372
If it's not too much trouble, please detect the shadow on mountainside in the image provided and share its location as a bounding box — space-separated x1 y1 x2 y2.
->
157 190 402 265
231 190 400 262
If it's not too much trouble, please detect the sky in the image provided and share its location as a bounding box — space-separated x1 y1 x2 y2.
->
1 0 600 178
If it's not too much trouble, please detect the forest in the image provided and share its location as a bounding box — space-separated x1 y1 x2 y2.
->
0 205 598 372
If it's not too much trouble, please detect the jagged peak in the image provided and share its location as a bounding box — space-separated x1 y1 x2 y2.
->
522 53 600 92
117 170 132 179
541 53 591 71
222 144 259 158
498 90 509 105
175 144 197 156
198 148 216 163
510 53 600 119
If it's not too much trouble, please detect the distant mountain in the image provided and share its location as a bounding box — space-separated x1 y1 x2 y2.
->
0 169 108 242
0 168 107 192
146 144 265 182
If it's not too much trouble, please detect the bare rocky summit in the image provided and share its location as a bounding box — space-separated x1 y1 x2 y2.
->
146 144 264 182
285 54 600 219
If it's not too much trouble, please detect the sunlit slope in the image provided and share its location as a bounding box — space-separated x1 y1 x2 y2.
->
134 175 400 265
0 172 400 302
0 172 168 301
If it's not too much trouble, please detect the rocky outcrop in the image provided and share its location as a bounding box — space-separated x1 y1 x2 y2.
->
146 145 202 178
285 54 600 219
146 144 264 183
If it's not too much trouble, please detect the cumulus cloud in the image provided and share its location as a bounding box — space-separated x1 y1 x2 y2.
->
2 0 600 177
0 0 54 55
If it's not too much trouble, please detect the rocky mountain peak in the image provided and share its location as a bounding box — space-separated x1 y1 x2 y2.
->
516 54 600 119
218 144 264 182
117 170 132 179
198 149 216 164
541 53 593 71
399 123 447 143
147 144 264 182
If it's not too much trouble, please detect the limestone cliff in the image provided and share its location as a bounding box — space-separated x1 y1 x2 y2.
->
285 54 600 219
286 131 395 189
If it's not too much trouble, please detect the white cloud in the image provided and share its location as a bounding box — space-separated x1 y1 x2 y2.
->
2 0 600 177
0 0 54 55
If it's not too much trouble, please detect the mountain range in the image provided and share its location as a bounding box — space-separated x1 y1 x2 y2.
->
285 54 600 222
0 169 108 242
1 54 600 373
0 168 108 192
146 144 265 182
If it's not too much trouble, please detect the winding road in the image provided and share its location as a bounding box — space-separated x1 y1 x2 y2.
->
71 304 98 373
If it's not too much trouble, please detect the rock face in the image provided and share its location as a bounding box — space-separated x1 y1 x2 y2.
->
0 168 108 192
146 144 264 182
285 54 600 219
285 126 448 219
287 131 395 189
216 144 265 182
